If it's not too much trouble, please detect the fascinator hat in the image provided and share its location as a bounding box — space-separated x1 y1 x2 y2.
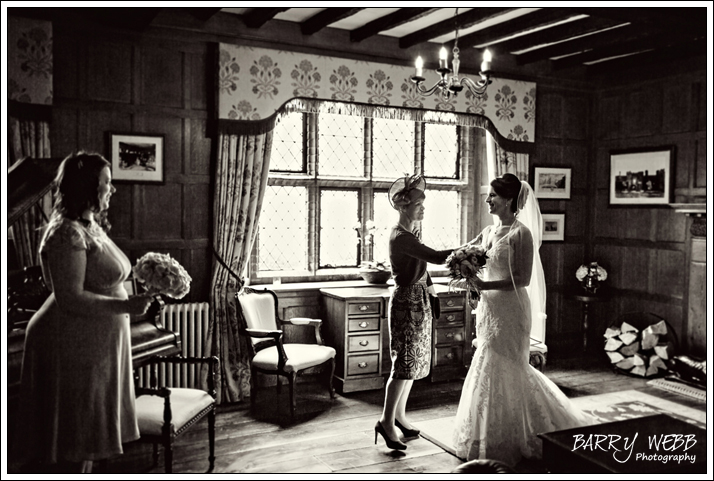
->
389 174 426 210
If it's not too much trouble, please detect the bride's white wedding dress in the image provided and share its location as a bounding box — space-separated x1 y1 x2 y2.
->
452 222 595 466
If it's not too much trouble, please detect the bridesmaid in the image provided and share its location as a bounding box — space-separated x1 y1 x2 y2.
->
13 152 154 473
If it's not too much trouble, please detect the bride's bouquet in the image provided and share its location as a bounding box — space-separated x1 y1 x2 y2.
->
133 252 192 299
445 244 488 307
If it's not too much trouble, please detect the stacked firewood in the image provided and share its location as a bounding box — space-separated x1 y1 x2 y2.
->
604 319 673 377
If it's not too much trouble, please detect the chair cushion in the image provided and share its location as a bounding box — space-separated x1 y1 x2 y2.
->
252 344 336 373
135 388 214 436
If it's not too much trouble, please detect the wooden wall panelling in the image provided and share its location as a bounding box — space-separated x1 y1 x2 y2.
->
687 237 706 357
651 249 686 299
142 46 184 108
662 83 692 134
86 41 133 104
138 183 183 239
52 35 78 100
694 133 706 190
596 94 620 141
50 108 79 159
189 118 213 175
562 94 589 141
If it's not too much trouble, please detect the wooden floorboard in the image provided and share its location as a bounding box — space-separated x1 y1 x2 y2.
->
77 353 710 474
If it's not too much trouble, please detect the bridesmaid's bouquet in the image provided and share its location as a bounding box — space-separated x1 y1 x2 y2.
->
445 245 488 307
133 252 192 299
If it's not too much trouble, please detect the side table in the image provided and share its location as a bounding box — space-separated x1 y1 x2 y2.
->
566 286 611 351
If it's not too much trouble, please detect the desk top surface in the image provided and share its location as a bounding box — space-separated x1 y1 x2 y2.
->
321 283 456 300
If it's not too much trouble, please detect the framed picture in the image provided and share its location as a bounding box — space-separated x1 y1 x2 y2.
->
542 213 565 242
533 166 571 199
108 132 165 184
609 146 674 206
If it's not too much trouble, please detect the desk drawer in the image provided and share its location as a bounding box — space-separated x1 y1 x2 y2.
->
435 326 464 345
348 301 380 315
440 295 465 310
348 317 380 332
348 333 380 353
347 353 380 375
437 310 464 325
434 345 463 367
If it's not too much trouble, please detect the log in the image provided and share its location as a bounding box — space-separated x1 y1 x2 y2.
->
604 338 623 351
607 351 624 364
619 332 638 346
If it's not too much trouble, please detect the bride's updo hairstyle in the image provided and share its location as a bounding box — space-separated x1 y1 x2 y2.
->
490 173 524 213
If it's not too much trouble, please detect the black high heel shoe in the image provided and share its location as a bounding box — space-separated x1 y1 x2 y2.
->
374 421 407 450
395 419 420 438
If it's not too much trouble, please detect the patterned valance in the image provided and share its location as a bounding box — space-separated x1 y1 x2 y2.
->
8 16 53 106
218 43 535 143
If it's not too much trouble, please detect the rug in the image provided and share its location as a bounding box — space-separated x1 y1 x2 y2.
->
647 377 707 401
417 390 707 460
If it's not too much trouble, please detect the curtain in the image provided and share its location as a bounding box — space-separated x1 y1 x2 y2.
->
8 116 51 268
492 140 529 181
205 130 273 404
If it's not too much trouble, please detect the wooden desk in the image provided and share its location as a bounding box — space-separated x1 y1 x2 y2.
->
320 284 472 392
539 414 707 474
566 287 611 351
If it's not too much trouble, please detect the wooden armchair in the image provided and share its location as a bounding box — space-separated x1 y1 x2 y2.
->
133 354 219 473
235 287 336 417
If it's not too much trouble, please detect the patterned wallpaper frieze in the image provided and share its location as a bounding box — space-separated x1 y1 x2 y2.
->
218 43 535 143
8 16 53 105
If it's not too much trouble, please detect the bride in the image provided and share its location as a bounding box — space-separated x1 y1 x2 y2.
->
452 173 594 466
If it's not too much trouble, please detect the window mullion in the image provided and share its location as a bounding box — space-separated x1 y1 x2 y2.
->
414 121 423 176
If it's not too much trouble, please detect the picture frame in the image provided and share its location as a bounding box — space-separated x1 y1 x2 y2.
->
108 132 165 184
533 166 571 199
609 146 674 206
542 213 565 242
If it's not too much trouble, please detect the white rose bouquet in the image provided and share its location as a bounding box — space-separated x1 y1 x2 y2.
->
133 252 192 299
576 263 607 282
445 244 489 307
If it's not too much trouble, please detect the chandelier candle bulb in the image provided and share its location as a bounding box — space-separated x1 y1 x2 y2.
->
439 46 448 69
481 49 492 73
415 56 423 78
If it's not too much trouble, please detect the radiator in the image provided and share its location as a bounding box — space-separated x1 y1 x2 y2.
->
136 302 210 389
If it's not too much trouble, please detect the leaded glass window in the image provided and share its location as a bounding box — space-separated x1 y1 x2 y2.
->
258 185 308 272
319 189 360 268
318 113 364 177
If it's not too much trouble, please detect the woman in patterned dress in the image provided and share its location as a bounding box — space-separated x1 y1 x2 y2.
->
13 152 154 473
375 175 461 450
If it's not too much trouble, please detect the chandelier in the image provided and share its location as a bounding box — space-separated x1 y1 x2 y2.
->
410 8 492 99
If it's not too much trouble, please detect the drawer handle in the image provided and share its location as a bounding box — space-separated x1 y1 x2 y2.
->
358 362 368 368
446 315 455 322
359 321 369 328
359 305 369 311
359 340 370 347
446 300 455 307
446 352 454 359
446 332 455 339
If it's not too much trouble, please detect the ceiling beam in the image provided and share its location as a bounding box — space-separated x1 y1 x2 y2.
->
515 23 657 65
560 7 706 33
350 8 439 43
552 31 702 70
491 16 625 54
242 8 290 29
184 8 223 23
587 36 706 76
447 9 584 50
399 7 519 49
300 8 365 36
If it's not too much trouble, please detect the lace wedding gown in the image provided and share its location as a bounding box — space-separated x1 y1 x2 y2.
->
452 223 595 466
